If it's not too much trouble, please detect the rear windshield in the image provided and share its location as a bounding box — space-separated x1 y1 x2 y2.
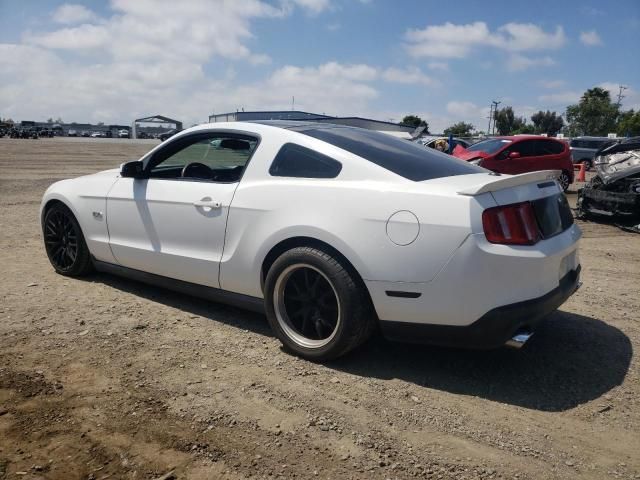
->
466 138 512 154
299 127 484 181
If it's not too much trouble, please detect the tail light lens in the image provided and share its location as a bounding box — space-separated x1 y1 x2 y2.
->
482 202 541 245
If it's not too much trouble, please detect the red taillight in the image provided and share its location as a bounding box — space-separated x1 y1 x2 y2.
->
482 202 541 245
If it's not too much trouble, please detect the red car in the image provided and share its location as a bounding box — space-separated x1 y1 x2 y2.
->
453 136 574 191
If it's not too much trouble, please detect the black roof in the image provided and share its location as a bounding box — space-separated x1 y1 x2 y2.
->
250 119 361 133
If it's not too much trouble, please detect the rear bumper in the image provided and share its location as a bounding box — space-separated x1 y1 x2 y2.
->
380 266 581 349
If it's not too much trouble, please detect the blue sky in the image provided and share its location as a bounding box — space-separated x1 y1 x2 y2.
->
1 0 638 132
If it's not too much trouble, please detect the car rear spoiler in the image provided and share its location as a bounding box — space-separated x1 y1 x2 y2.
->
457 170 561 196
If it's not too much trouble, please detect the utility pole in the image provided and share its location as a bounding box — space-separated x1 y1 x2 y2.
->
292 96 295 111
616 85 628 108
490 100 501 135
487 103 494 136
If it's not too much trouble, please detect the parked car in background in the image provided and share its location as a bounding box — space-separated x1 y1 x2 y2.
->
420 136 471 152
90 131 105 138
118 129 130 138
569 136 617 170
159 129 180 141
81 131 91 137
67 130 78 137
453 136 574 191
40 121 581 360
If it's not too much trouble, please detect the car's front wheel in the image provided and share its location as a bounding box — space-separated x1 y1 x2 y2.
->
264 247 374 361
43 203 93 276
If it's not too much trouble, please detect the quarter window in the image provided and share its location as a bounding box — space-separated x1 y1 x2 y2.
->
270 143 342 179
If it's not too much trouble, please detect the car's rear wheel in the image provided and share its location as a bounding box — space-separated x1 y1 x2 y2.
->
264 247 374 361
43 203 92 276
559 171 571 191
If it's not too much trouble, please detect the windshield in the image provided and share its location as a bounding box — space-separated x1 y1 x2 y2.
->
466 138 512 154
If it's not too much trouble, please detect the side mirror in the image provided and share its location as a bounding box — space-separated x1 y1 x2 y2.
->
508 151 521 159
120 161 145 179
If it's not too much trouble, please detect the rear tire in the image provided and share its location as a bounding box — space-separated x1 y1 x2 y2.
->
264 247 374 361
43 203 93 276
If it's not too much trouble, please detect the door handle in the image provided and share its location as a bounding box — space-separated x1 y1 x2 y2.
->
193 198 221 209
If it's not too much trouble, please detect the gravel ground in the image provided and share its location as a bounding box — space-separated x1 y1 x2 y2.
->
0 137 638 480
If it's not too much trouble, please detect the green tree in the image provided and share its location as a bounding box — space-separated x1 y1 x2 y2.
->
494 106 528 135
616 110 640 137
401 115 429 131
566 87 619 136
530 110 564 136
443 121 474 137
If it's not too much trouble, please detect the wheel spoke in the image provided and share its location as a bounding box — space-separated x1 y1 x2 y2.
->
277 265 339 344
300 310 312 337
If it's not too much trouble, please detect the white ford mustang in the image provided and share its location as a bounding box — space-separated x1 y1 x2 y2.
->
41 121 582 360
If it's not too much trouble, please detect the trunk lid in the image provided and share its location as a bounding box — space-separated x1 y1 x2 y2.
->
423 171 574 240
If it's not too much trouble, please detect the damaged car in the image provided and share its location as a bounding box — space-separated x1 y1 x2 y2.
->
577 137 640 231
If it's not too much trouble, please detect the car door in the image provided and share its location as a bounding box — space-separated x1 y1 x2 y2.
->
106 131 258 288
534 139 566 171
497 140 538 174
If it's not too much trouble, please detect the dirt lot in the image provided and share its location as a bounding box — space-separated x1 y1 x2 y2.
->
0 137 638 480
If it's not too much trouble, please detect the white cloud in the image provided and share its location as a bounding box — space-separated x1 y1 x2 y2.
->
26 24 110 50
52 4 98 24
26 0 288 64
497 23 565 51
538 91 581 105
506 54 555 72
285 0 331 14
404 21 566 59
0 45 385 124
381 67 437 86
538 79 565 89
405 22 491 58
446 101 483 118
580 30 603 46
427 61 449 71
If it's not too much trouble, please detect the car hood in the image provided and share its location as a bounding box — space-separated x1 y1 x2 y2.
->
595 138 640 184
452 148 491 161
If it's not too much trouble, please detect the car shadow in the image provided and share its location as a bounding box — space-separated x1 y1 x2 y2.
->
88 272 271 336
328 310 632 412
86 273 631 412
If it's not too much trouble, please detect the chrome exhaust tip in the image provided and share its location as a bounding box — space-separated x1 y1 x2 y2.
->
505 331 533 349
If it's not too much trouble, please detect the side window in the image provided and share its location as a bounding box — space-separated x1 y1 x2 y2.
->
269 143 342 179
149 134 257 182
510 140 537 157
536 139 563 156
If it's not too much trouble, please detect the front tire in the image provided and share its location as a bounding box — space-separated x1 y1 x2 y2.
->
43 203 93 276
264 247 374 361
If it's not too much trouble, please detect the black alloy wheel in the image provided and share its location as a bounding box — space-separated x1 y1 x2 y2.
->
43 204 92 276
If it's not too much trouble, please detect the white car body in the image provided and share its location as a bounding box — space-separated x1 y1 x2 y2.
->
41 121 582 355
